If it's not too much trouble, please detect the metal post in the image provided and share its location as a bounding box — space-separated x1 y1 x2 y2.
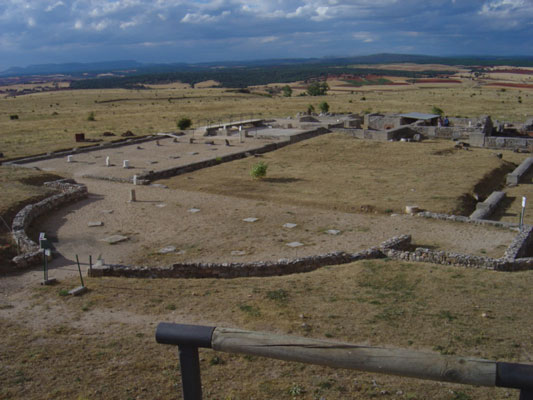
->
520 389 533 400
156 323 215 400
43 250 47 281
75 255 85 287
520 197 527 230
89 255 92 274
178 346 203 400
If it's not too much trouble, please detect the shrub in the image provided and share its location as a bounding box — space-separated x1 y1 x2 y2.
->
282 85 292 97
306 81 329 96
87 111 96 121
431 106 444 116
9 114 18 120
177 117 192 130
319 101 329 113
250 161 268 179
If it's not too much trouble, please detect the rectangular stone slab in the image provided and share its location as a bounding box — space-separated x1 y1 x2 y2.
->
88 221 104 227
69 286 88 296
101 235 129 244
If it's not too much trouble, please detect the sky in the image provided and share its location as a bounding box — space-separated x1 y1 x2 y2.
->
1 0 532 72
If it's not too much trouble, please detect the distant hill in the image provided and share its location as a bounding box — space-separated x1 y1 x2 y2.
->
0 60 145 77
3 54 533 78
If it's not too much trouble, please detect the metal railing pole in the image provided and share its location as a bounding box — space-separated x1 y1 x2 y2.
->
156 323 215 400
178 346 202 400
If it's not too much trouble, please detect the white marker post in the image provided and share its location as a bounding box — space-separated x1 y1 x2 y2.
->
133 175 137 185
67 155 73 163
106 156 110 167
123 160 129 169
520 196 527 230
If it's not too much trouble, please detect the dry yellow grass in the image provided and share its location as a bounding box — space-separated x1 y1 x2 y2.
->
1 260 532 399
1 83 532 159
160 134 523 215
2 79 533 400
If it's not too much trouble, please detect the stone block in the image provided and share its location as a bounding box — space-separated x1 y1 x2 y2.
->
69 286 88 296
101 235 129 244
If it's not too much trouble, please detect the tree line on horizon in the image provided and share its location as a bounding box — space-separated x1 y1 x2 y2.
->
69 64 455 90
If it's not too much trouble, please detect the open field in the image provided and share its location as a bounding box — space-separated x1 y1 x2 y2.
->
1 259 532 399
160 134 523 215
2 70 533 400
1 82 533 159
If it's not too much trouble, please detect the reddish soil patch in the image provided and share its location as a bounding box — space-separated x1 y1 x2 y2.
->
413 79 462 84
487 82 533 89
337 82 409 87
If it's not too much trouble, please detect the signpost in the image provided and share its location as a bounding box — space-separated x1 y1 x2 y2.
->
520 196 527 230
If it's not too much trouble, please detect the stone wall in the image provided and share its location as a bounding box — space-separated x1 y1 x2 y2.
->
469 191 506 220
3 135 160 166
11 179 88 268
86 222 533 279
485 137 533 151
416 211 517 228
89 248 384 279
506 157 533 185
136 128 329 183
503 226 533 259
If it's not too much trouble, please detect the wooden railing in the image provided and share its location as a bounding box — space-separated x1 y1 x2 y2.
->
156 322 533 400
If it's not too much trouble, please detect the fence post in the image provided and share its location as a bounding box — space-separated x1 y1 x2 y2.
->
179 346 203 400
156 323 215 400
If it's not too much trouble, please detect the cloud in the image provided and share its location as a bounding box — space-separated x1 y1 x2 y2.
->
181 10 230 23
45 1 65 12
0 0 532 72
352 31 376 43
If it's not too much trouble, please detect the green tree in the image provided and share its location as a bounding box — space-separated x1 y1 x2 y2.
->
177 117 192 130
319 101 330 113
282 85 293 97
306 81 329 96
307 104 315 114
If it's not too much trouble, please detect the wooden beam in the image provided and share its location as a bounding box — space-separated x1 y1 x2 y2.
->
211 328 496 387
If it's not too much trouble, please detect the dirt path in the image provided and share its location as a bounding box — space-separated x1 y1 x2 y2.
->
24 179 514 270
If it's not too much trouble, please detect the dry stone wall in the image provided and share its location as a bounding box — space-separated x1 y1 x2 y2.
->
87 229 533 279
89 248 383 279
3 136 160 165
11 179 88 268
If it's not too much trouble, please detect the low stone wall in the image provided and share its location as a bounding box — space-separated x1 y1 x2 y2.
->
3 135 160 165
136 128 329 183
11 179 88 268
89 248 383 279
384 247 503 270
86 229 533 279
469 191 506 220
416 211 517 229
485 137 533 151
503 226 533 259
506 157 533 185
